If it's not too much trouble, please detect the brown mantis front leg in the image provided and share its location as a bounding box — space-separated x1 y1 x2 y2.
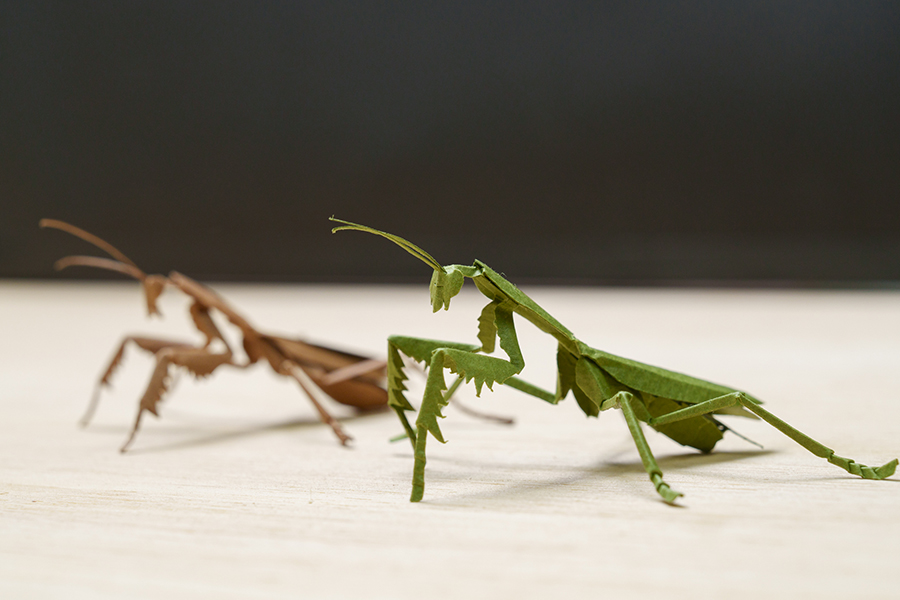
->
120 345 234 452
84 336 194 427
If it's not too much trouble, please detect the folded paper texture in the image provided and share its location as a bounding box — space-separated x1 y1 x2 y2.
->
331 217 898 504
41 219 389 451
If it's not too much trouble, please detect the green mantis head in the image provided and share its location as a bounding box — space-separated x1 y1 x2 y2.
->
330 217 465 312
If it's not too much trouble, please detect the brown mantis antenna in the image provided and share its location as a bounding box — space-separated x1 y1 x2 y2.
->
39 219 168 316
39 219 140 268
53 256 146 280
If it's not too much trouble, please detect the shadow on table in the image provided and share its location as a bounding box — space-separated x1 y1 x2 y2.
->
418 449 776 506
593 449 776 474
81 408 391 454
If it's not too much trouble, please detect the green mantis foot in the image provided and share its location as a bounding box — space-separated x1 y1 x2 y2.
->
829 455 897 480
651 473 683 504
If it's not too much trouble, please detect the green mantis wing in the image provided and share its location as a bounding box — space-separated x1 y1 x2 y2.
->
576 344 759 451
581 343 761 406
554 347 730 452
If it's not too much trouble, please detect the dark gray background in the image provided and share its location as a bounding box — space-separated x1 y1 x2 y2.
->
3 2 899 285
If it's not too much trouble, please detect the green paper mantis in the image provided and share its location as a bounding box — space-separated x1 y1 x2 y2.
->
331 218 898 504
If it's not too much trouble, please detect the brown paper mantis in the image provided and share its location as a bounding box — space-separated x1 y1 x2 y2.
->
332 218 898 504
41 219 389 451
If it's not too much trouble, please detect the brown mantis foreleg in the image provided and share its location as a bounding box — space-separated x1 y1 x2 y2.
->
120 345 235 452
84 336 194 427
647 392 899 480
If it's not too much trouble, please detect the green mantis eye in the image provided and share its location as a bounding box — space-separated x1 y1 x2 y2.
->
429 268 465 312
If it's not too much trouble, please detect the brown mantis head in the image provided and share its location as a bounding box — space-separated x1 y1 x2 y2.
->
39 219 169 316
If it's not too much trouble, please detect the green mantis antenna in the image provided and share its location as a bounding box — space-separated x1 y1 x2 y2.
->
330 218 444 272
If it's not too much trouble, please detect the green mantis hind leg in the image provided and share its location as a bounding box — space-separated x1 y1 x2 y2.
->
650 392 898 480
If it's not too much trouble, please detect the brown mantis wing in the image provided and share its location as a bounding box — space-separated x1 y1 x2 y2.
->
266 336 388 411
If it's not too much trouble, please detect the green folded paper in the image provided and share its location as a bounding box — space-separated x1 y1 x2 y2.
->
332 217 898 504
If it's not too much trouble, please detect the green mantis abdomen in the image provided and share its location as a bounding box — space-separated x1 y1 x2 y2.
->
559 346 727 453
641 394 724 453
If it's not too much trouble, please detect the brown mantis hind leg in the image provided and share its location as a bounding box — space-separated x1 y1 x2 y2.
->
281 361 353 446
84 336 193 427
649 392 898 480
120 346 234 452
607 392 684 504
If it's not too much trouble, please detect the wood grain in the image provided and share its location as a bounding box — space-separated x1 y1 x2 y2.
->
1 282 898 599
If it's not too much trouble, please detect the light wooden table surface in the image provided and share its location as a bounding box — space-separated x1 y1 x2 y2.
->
1 281 898 599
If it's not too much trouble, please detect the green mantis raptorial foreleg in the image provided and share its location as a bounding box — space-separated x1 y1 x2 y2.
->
332 217 898 504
